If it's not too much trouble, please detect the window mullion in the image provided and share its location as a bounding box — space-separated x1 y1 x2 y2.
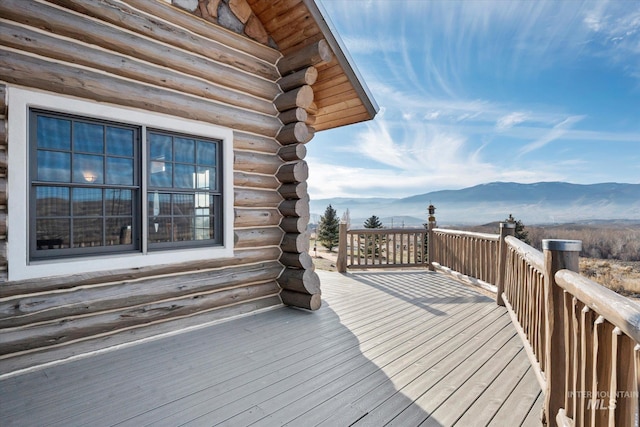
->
141 126 149 255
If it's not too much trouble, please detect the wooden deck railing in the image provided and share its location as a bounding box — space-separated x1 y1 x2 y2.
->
334 219 640 426
554 268 640 426
430 228 504 293
336 223 427 270
430 226 640 426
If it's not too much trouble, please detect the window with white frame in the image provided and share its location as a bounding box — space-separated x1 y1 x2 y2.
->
7 87 234 281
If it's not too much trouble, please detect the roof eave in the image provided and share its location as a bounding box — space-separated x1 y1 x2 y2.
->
302 0 379 121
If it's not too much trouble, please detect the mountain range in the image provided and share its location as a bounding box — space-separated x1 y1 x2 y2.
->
309 182 640 226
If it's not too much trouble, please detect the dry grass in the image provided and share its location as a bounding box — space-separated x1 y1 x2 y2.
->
309 237 338 271
580 258 640 297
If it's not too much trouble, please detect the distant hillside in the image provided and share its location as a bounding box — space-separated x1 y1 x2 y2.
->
310 182 640 226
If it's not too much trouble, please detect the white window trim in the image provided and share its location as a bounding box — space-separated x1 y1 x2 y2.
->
7 86 234 281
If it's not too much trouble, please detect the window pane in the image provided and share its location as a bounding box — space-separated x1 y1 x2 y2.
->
36 219 70 249
174 164 195 189
106 189 132 216
36 187 70 217
174 137 195 163
73 188 102 216
106 127 134 157
194 216 214 240
106 218 133 246
37 116 71 150
73 218 103 248
73 154 104 184
148 192 171 216
148 217 172 243
37 150 71 182
195 192 210 210
173 194 195 216
149 133 172 161
197 141 216 166
196 167 216 190
106 157 134 185
174 217 194 241
74 122 104 153
149 163 172 188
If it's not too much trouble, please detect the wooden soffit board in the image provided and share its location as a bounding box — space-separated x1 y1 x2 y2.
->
247 0 378 131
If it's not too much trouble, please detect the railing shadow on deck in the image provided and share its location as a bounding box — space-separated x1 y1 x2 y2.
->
335 219 640 426
430 225 640 427
345 271 492 316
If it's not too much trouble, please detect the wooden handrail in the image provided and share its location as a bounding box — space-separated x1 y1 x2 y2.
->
505 235 544 271
430 227 500 288
335 220 640 425
337 226 427 271
432 228 500 241
553 269 640 426
555 269 640 344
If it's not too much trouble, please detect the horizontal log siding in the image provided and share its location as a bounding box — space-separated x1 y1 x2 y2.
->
0 1 286 361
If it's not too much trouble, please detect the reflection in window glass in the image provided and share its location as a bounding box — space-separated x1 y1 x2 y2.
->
37 151 71 182
73 218 103 248
74 122 104 153
30 110 223 258
106 189 132 216
149 133 172 161
147 131 220 246
106 218 133 246
148 217 172 243
173 194 196 216
197 141 216 166
73 188 102 216
174 137 195 163
36 187 70 217
37 116 71 150
196 167 215 190
73 154 104 184
106 157 134 185
106 127 134 157
36 219 70 249
174 164 195 189
149 163 172 188
32 110 140 258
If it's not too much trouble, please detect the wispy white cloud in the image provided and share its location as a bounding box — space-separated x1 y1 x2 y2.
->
309 0 640 199
518 116 586 156
582 3 640 78
496 112 529 130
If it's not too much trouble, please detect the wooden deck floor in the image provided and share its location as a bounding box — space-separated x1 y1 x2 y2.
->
0 270 542 426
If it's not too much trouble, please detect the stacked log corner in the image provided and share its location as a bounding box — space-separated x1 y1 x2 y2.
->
275 41 332 311
0 85 7 281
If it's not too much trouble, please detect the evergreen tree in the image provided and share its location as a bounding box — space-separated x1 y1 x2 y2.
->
363 215 384 257
317 204 340 251
363 215 383 229
506 214 531 245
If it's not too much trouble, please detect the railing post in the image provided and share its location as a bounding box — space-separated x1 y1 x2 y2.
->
426 204 436 271
427 221 435 271
336 221 347 273
496 222 516 306
543 239 582 426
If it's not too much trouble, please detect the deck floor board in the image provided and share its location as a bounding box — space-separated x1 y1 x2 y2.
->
0 270 542 426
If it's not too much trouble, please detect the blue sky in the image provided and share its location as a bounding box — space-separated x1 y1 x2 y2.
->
308 0 640 199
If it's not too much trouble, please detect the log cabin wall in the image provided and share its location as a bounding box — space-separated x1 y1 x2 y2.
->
156 0 332 309
0 0 324 367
